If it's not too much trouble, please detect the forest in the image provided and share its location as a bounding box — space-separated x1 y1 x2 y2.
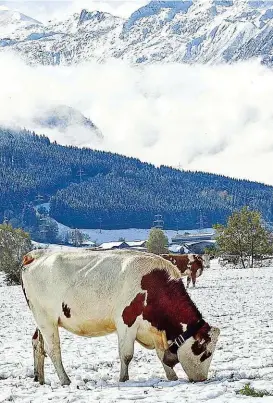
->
1 127 273 233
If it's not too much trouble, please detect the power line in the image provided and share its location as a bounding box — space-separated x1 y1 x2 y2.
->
98 218 102 234
153 214 164 229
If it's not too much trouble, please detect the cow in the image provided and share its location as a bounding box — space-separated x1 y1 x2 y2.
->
161 254 204 288
21 249 220 386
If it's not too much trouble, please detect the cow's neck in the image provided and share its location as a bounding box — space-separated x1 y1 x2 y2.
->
140 269 202 342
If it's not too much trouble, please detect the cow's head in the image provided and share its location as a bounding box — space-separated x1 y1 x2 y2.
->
192 255 204 272
163 322 220 382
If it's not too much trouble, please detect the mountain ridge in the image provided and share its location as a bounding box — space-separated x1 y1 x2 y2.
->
1 127 273 234
2 1 273 65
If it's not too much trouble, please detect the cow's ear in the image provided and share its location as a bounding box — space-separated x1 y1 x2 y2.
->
163 349 179 368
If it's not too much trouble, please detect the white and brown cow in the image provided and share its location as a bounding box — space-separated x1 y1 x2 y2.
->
161 254 204 288
21 249 220 386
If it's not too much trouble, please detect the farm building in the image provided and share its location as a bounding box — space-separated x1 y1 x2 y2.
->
171 231 215 244
98 241 129 250
168 244 190 254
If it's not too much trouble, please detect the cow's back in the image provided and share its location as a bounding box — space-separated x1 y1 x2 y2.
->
22 250 181 337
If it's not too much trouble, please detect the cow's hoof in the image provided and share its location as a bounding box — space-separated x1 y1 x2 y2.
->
61 378 71 386
34 375 39 382
167 374 178 381
119 375 129 382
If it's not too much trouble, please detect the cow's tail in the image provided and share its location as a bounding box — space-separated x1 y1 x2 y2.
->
21 250 43 307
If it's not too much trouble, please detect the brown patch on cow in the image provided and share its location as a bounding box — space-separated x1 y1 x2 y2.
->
122 293 145 327
22 255 35 266
122 269 202 342
32 328 39 340
191 323 212 356
62 303 71 318
191 340 207 356
200 351 212 362
195 323 212 344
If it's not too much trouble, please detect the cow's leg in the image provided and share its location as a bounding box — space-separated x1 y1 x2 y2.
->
191 272 197 288
39 322 71 386
153 335 178 381
32 328 45 384
187 275 191 288
155 348 178 381
117 324 137 382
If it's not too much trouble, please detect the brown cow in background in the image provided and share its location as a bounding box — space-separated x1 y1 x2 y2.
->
161 254 204 288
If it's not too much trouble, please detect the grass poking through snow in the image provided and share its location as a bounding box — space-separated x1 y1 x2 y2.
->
237 383 271 397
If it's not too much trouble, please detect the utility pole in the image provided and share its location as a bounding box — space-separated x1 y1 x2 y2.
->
199 209 204 232
153 214 164 229
175 218 179 234
39 216 49 242
77 168 85 183
77 152 86 183
98 218 102 234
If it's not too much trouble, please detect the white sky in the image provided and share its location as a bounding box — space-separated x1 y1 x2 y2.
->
0 0 148 21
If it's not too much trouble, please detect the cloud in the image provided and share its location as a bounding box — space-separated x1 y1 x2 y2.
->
0 52 273 185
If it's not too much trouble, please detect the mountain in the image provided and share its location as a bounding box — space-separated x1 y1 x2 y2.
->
1 127 273 233
2 1 273 65
34 105 103 138
0 5 42 37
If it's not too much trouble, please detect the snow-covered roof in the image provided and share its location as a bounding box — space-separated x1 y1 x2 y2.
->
130 246 147 251
99 241 129 250
82 240 96 246
168 244 189 254
126 240 147 247
185 240 216 247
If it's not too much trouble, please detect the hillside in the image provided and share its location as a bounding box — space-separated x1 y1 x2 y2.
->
0 127 273 232
2 1 273 66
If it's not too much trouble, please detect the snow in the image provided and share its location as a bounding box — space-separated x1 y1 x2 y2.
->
3 0 273 66
0 6 42 36
123 1 193 31
65 227 213 244
1 259 273 401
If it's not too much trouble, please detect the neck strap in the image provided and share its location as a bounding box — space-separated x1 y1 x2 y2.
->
169 319 206 354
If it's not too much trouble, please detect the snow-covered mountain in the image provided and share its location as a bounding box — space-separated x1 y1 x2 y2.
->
34 105 103 139
0 5 41 36
2 1 273 65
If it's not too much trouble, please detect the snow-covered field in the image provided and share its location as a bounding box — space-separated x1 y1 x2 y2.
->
1 260 273 402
